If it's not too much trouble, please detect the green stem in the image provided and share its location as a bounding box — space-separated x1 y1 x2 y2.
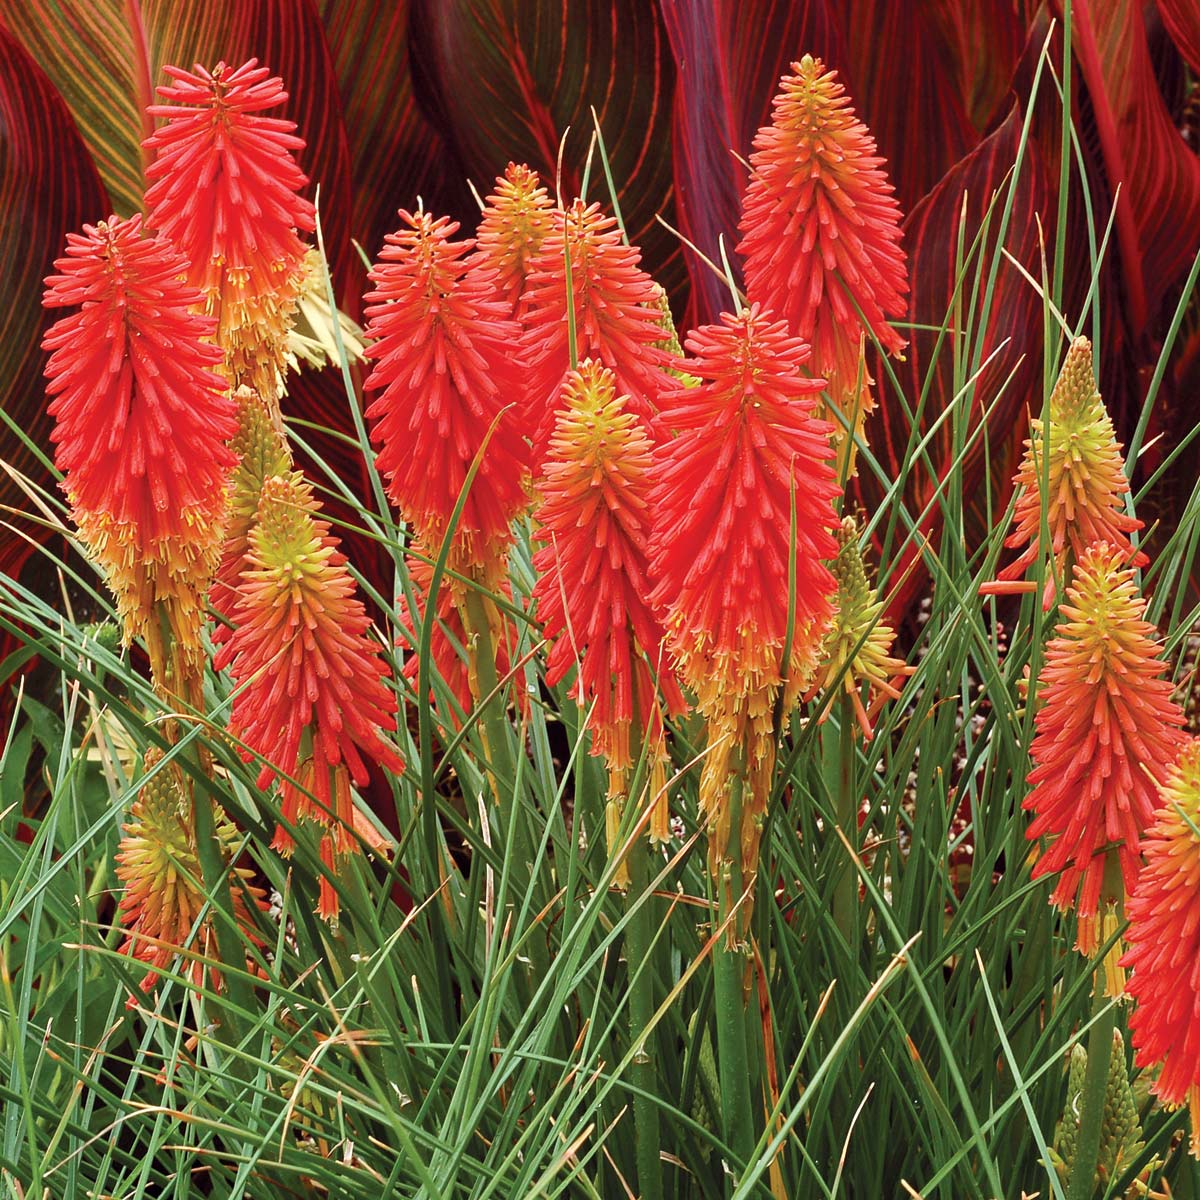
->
1065 982 1117 1200
831 696 858 952
191 781 250 1045
462 587 545 978
713 761 755 1175
626 839 663 1200
1067 851 1125 1200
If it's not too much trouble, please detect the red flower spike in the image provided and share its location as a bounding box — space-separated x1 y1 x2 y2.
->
116 749 267 1004
533 361 686 852
1023 544 1184 946
42 215 237 686
650 306 839 899
363 210 532 582
143 59 315 399
1122 739 1200 1157
214 473 402 919
990 337 1145 608
521 200 677 466
737 55 908 478
471 163 554 317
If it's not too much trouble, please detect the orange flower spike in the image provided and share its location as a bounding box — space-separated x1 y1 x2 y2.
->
363 210 532 580
533 361 686 850
737 56 907 477
993 337 1145 608
1122 740 1200 1157
214 473 403 919
815 516 913 738
521 200 677 466
143 59 315 399
1023 544 1184 945
116 749 266 1003
651 306 840 708
650 306 839 898
471 163 554 317
41 215 237 687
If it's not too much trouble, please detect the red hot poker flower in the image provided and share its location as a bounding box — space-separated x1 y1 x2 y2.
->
533 361 686 852
988 337 1145 608
1023 543 1184 949
521 200 676 467
41 215 237 687
471 163 554 317
737 55 907 477
214 473 403 919
116 749 266 1003
363 210 531 584
650 306 839 908
1122 739 1200 1157
144 59 315 398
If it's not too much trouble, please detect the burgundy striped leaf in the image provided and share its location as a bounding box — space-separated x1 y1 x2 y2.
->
408 0 684 298
0 0 353 286
317 0 456 276
861 107 1050 622
1062 0 1200 335
0 28 109 585
659 0 844 324
837 1 980 215
1158 0 1200 75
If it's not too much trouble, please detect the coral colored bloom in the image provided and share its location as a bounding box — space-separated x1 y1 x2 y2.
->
116 749 266 1002
144 59 315 399
471 163 554 316
214 473 403 919
41 215 237 687
1122 739 1200 1157
1023 544 1184 945
362 210 532 581
991 337 1145 608
533 362 686 853
651 306 839 903
521 200 676 465
210 387 293 643
814 516 912 737
737 55 907 477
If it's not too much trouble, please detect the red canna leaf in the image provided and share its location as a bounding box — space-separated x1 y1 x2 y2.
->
659 0 844 324
0 27 109 582
1061 0 1200 335
1157 0 1200 76
317 0 459 285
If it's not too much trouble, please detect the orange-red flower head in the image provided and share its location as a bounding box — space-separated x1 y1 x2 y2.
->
650 305 839 898
144 59 315 398
651 306 840 711
116 749 266 1003
992 337 1145 607
737 55 908 477
521 200 676 466
533 361 686 849
213 473 403 919
1122 739 1200 1157
1023 544 1184 942
363 210 532 581
471 163 554 316
41 215 237 686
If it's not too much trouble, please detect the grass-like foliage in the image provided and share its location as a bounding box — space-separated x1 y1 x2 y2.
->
2 25 1200 1200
